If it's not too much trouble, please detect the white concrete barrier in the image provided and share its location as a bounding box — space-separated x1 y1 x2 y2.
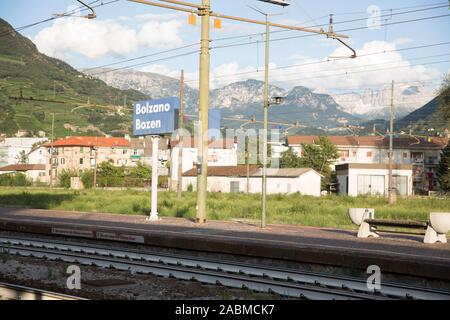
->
424 212 450 244
348 208 378 238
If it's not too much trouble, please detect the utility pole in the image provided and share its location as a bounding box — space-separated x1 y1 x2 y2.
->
196 0 210 224
50 113 55 187
246 143 250 193
93 147 98 188
262 13 270 229
388 80 396 204
177 69 185 199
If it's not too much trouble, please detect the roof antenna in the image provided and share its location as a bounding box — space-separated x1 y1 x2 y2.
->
327 14 357 60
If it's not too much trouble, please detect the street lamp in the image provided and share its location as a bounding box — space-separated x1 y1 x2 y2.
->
270 96 284 106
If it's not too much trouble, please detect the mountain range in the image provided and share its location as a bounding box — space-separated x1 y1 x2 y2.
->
83 68 361 130
0 18 149 137
331 84 435 120
83 67 441 132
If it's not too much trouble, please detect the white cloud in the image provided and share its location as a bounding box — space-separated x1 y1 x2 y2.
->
116 40 441 93
138 20 183 49
191 40 441 91
34 16 183 60
392 37 414 46
140 64 180 77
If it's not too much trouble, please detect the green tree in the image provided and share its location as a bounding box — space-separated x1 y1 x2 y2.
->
81 169 94 189
437 143 450 191
438 73 450 123
301 137 340 173
15 150 29 164
128 162 151 179
280 136 339 190
97 160 125 178
58 169 78 189
280 147 303 168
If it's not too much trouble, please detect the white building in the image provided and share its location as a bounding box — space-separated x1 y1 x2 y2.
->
171 139 238 189
335 163 413 197
0 137 48 167
0 164 47 182
182 166 322 196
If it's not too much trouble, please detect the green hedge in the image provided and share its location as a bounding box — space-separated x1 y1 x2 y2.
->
0 173 31 186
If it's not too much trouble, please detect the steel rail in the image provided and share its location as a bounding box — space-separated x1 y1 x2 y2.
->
0 281 85 300
1 236 449 300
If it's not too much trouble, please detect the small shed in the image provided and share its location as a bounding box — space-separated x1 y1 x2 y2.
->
335 163 413 197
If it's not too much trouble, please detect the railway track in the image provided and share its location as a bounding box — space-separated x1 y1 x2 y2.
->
1 235 449 300
0 281 84 300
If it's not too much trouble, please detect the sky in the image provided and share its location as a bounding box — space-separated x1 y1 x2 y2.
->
0 0 449 93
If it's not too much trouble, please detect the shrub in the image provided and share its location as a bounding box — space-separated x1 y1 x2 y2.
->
0 173 31 186
187 183 193 192
58 169 78 189
81 169 94 189
128 162 151 179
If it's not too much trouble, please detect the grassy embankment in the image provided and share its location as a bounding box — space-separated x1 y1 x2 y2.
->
1 187 449 229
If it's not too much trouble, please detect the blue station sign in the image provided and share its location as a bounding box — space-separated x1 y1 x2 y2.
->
133 97 180 136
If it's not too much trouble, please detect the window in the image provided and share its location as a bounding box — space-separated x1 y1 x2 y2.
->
123 149 127 155
133 149 138 156
60 158 65 165
340 150 349 158
80 147 84 153
403 152 408 158
367 151 373 158
230 181 240 193
352 151 357 157
80 158 84 165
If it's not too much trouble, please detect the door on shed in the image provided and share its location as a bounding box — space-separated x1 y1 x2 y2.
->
357 175 385 196
393 175 408 196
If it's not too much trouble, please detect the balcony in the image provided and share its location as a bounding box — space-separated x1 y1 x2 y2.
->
424 159 439 166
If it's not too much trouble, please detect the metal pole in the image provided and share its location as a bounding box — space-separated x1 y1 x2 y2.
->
93 147 97 189
388 80 396 204
149 135 160 221
196 0 210 224
246 150 250 194
177 69 185 198
50 113 55 187
261 14 270 229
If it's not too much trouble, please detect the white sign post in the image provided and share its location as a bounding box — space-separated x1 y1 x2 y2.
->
133 97 180 223
148 135 160 221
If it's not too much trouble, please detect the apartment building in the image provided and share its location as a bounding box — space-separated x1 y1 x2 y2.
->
43 136 131 184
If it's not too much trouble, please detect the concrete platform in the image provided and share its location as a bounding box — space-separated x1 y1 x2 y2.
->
0 208 449 281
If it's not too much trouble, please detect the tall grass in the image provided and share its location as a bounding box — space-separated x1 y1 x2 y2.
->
0 187 449 229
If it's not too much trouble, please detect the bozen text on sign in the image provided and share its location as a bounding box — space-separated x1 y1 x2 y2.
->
133 97 180 136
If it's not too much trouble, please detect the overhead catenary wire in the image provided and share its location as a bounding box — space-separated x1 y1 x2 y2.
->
183 41 450 84
211 3 449 43
210 13 450 50
88 50 201 76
